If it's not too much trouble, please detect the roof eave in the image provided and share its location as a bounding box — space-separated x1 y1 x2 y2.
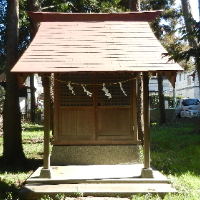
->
27 11 163 22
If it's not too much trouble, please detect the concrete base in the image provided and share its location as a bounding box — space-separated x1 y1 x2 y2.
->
25 165 168 184
39 168 53 178
51 145 142 165
141 168 154 178
19 165 177 200
20 183 177 200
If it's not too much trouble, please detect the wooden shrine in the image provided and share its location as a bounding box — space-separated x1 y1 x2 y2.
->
11 11 183 178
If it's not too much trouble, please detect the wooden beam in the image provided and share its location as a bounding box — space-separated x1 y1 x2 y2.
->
142 72 150 168
27 11 162 22
40 75 52 178
17 73 28 89
165 71 177 88
43 75 50 169
132 78 138 142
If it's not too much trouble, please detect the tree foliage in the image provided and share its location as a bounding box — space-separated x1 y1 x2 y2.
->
140 0 193 71
149 94 182 109
165 17 200 67
141 0 181 38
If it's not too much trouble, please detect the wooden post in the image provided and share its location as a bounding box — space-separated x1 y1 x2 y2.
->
141 72 153 178
40 75 53 178
143 72 150 168
132 78 138 142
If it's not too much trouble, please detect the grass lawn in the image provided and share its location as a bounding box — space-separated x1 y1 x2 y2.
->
0 122 200 199
0 123 44 200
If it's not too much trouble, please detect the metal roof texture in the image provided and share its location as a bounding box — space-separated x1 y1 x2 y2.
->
11 13 183 73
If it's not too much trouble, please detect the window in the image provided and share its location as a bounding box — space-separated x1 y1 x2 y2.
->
59 72 131 107
182 99 199 106
60 73 93 106
97 73 130 106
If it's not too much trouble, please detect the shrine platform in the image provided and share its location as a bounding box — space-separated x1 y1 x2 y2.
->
19 164 177 200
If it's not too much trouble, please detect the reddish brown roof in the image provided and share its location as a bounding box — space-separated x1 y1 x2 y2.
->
11 12 183 73
27 11 162 22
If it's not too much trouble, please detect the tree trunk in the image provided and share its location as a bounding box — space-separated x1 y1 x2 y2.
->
129 0 140 11
181 0 198 81
181 0 199 89
27 0 41 37
3 0 26 164
158 74 166 124
181 0 200 133
181 0 197 47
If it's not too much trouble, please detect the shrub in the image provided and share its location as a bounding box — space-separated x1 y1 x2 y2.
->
149 94 183 109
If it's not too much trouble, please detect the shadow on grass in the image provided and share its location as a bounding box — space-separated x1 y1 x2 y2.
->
23 126 44 132
0 181 19 200
22 123 44 132
0 157 43 173
0 157 43 200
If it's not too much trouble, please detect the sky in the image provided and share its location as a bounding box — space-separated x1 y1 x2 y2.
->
176 0 199 21
189 0 199 21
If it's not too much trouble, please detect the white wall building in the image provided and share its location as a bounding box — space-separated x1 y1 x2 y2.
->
175 70 200 99
26 74 43 105
149 70 200 100
149 76 174 95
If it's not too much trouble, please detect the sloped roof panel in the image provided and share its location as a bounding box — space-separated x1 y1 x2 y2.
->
11 15 183 73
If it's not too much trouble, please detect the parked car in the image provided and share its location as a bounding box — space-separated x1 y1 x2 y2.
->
174 98 200 118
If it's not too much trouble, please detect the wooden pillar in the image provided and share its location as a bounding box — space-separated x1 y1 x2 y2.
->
143 72 150 168
40 75 53 178
132 78 138 142
141 72 153 178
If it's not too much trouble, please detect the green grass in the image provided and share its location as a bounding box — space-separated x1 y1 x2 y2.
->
0 123 44 200
150 123 200 175
1 122 200 199
149 122 200 200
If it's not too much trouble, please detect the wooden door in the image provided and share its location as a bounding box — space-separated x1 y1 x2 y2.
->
53 72 135 145
56 73 95 141
96 73 133 140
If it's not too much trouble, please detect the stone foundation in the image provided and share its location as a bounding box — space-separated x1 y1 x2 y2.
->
51 145 142 165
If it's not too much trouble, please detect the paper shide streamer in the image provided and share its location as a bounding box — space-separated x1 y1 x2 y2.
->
66 81 128 98
81 84 92 97
102 83 112 99
119 82 127 96
67 81 75 95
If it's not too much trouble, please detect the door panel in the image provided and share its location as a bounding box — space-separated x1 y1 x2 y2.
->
60 108 95 140
97 107 132 140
